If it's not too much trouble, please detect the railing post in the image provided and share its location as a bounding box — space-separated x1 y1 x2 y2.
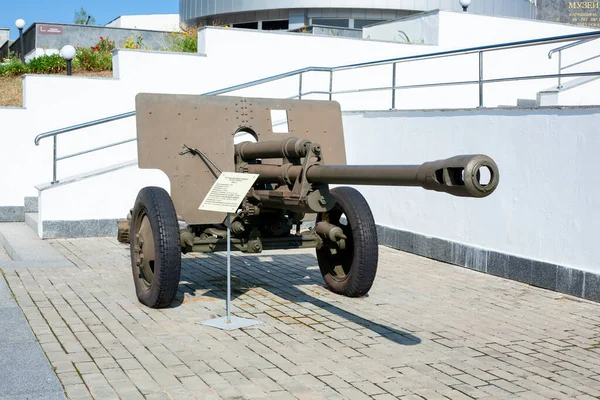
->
52 135 58 184
478 51 484 108
391 62 397 110
558 50 563 89
328 70 333 101
298 73 303 100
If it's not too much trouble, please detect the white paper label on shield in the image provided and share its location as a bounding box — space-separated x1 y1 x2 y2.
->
199 172 260 213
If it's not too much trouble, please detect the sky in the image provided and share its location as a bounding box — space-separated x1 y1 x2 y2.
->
1 0 178 38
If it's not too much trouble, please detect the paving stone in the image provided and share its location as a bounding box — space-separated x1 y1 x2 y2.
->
3 239 600 399
57 371 84 386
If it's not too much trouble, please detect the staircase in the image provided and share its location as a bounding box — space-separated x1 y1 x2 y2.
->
0 196 42 240
0 196 73 267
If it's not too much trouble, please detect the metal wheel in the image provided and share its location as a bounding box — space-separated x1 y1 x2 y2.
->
130 187 181 308
316 186 378 297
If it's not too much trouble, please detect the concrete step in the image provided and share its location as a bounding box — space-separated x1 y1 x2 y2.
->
25 212 38 234
0 223 72 268
516 98 537 108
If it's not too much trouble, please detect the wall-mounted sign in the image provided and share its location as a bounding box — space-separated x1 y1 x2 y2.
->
538 0 600 28
38 25 63 35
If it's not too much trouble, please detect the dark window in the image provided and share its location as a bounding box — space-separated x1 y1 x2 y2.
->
311 18 350 28
262 20 289 30
233 22 259 29
354 19 385 29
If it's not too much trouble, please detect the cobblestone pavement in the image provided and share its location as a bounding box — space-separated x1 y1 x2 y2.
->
3 238 600 400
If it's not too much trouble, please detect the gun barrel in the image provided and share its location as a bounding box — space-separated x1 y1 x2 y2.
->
247 155 499 198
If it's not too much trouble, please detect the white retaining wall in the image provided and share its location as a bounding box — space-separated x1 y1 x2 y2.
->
343 108 600 275
105 14 181 32
363 10 597 47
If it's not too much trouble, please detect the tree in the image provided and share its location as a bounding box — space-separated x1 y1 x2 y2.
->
74 8 96 25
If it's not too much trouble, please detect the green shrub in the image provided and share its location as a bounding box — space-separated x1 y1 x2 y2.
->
123 35 150 50
28 54 66 74
0 36 115 77
0 57 30 77
74 36 114 71
165 27 198 53
93 36 116 52
75 47 112 71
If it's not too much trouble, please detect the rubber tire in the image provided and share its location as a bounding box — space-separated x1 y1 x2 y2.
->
316 186 379 297
130 187 181 309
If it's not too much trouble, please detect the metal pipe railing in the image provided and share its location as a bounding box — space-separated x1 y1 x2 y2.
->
293 71 600 99
34 29 600 184
548 37 597 59
34 111 135 145
548 36 600 89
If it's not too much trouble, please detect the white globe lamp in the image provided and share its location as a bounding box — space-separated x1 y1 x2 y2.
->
60 45 77 75
15 19 26 62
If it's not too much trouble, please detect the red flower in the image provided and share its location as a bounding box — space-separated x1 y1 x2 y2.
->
100 36 103 40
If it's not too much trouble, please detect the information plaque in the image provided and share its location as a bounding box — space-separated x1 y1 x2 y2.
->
199 172 259 213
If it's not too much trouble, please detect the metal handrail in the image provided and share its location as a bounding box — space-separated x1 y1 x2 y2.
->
34 29 600 184
34 111 135 145
547 36 600 89
285 71 600 100
548 37 596 59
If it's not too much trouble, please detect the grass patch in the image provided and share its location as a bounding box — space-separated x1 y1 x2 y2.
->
0 70 113 107
0 76 22 107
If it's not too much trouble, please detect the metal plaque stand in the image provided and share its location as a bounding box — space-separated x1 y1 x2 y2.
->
199 172 263 331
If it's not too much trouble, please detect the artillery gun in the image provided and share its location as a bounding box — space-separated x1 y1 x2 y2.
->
122 94 499 309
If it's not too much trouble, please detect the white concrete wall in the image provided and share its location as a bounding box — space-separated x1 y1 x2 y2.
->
363 12 440 44
106 15 181 32
342 108 600 275
436 11 596 48
38 167 169 224
366 11 596 48
0 106 35 207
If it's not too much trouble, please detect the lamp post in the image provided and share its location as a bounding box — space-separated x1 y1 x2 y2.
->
60 45 76 76
15 19 25 62
459 0 472 12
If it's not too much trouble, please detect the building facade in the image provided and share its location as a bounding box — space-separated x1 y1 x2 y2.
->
180 0 537 30
0 28 9 48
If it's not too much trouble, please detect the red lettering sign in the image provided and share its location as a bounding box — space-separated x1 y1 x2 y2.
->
38 25 63 35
